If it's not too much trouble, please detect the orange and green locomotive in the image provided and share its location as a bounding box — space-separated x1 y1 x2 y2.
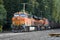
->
11 12 50 32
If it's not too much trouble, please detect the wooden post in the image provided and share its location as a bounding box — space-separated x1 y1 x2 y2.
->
49 34 60 37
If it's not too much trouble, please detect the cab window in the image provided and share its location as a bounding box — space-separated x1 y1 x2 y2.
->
19 14 27 17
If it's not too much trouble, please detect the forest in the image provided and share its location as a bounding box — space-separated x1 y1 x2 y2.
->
0 0 60 30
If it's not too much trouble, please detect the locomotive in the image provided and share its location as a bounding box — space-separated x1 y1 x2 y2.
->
11 12 50 32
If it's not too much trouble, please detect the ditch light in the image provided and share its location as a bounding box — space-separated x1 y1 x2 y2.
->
29 26 35 31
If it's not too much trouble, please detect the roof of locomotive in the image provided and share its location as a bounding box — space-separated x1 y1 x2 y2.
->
14 12 28 15
14 12 29 17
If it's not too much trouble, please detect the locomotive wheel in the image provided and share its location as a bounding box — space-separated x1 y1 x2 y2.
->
13 30 18 33
12 28 18 33
11 25 20 33
45 26 51 30
41 26 45 30
21 26 29 32
25 26 29 32
37 26 42 31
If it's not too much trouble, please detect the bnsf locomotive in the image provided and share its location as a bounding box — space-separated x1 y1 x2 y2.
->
11 12 50 32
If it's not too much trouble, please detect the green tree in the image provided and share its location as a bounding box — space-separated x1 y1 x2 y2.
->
0 0 7 26
52 0 60 23
25 0 39 16
42 0 53 20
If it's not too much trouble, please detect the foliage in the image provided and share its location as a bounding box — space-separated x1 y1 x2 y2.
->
0 0 7 25
43 0 53 21
27 0 39 16
0 0 3 4
52 0 60 23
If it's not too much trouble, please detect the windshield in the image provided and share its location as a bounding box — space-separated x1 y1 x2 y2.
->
14 14 19 17
19 14 27 17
